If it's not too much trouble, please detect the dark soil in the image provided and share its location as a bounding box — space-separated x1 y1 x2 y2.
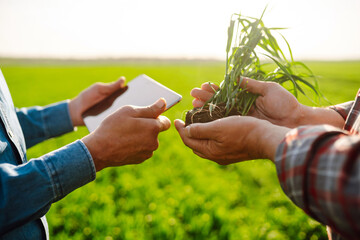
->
185 103 241 126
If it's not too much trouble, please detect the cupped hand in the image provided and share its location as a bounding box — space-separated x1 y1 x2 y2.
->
175 116 289 165
69 77 126 126
190 78 303 128
82 98 171 171
241 78 304 128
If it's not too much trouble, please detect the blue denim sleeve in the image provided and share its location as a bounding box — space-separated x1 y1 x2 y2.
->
16 101 74 149
0 140 96 235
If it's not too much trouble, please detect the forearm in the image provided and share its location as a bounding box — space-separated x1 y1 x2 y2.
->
254 120 290 161
16 101 74 148
0 140 95 235
297 104 345 128
274 125 360 239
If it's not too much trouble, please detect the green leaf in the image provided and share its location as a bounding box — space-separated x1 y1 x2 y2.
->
209 8 323 117
226 20 235 53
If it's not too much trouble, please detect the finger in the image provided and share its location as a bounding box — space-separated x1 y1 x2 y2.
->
133 98 167 119
157 115 171 132
137 117 169 133
174 119 208 153
112 76 126 87
192 98 206 108
238 77 267 96
174 119 186 131
117 77 126 87
201 82 219 92
185 121 219 140
190 88 214 102
100 77 126 95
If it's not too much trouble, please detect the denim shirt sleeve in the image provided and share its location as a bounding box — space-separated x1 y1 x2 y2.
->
0 140 96 235
16 101 74 149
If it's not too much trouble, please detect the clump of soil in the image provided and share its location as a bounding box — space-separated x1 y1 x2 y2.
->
185 103 241 126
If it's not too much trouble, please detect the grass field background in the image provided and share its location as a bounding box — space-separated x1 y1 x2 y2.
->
1 60 359 240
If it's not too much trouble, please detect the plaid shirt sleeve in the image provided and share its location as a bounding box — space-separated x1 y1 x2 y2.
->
275 125 360 239
329 101 354 121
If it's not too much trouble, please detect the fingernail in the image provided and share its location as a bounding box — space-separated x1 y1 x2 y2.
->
156 98 165 109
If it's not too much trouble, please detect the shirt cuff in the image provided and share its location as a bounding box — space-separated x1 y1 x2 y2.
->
42 140 96 201
42 101 74 138
328 101 354 121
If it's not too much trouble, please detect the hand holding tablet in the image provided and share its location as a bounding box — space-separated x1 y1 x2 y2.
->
82 74 182 132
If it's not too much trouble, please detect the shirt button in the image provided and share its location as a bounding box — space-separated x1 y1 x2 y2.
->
8 130 14 139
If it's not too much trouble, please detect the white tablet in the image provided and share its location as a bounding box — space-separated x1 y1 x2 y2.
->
83 74 182 132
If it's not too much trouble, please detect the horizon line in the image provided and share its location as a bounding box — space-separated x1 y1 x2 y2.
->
0 56 359 65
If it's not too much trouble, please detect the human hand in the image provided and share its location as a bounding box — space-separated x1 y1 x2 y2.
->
190 79 302 128
175 116 289 164
191 82 219 108
68 77 126 126
239 78 304 128
191 78 345 128
82 98 171 171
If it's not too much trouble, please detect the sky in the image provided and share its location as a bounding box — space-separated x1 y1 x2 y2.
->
0 0 359 60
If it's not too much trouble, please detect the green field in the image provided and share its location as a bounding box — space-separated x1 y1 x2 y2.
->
1 60 359 240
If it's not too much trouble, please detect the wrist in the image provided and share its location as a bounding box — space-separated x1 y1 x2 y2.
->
82 134 105 172
295 104 311 127
298 104 345 128
68 98 83 127
254 120 290 161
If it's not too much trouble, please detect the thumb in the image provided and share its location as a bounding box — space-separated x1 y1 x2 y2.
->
101 77 126 95
174 119 212 154
239 77 266 96
134 98 167 119
184 121 217 140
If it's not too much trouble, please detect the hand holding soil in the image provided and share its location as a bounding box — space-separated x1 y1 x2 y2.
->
185 12 322 126
175 116 290 164
82 98 170 171
191 78 345 129
191 78 304 128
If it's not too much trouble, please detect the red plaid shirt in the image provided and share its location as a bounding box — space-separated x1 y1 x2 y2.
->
275 90 360 240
